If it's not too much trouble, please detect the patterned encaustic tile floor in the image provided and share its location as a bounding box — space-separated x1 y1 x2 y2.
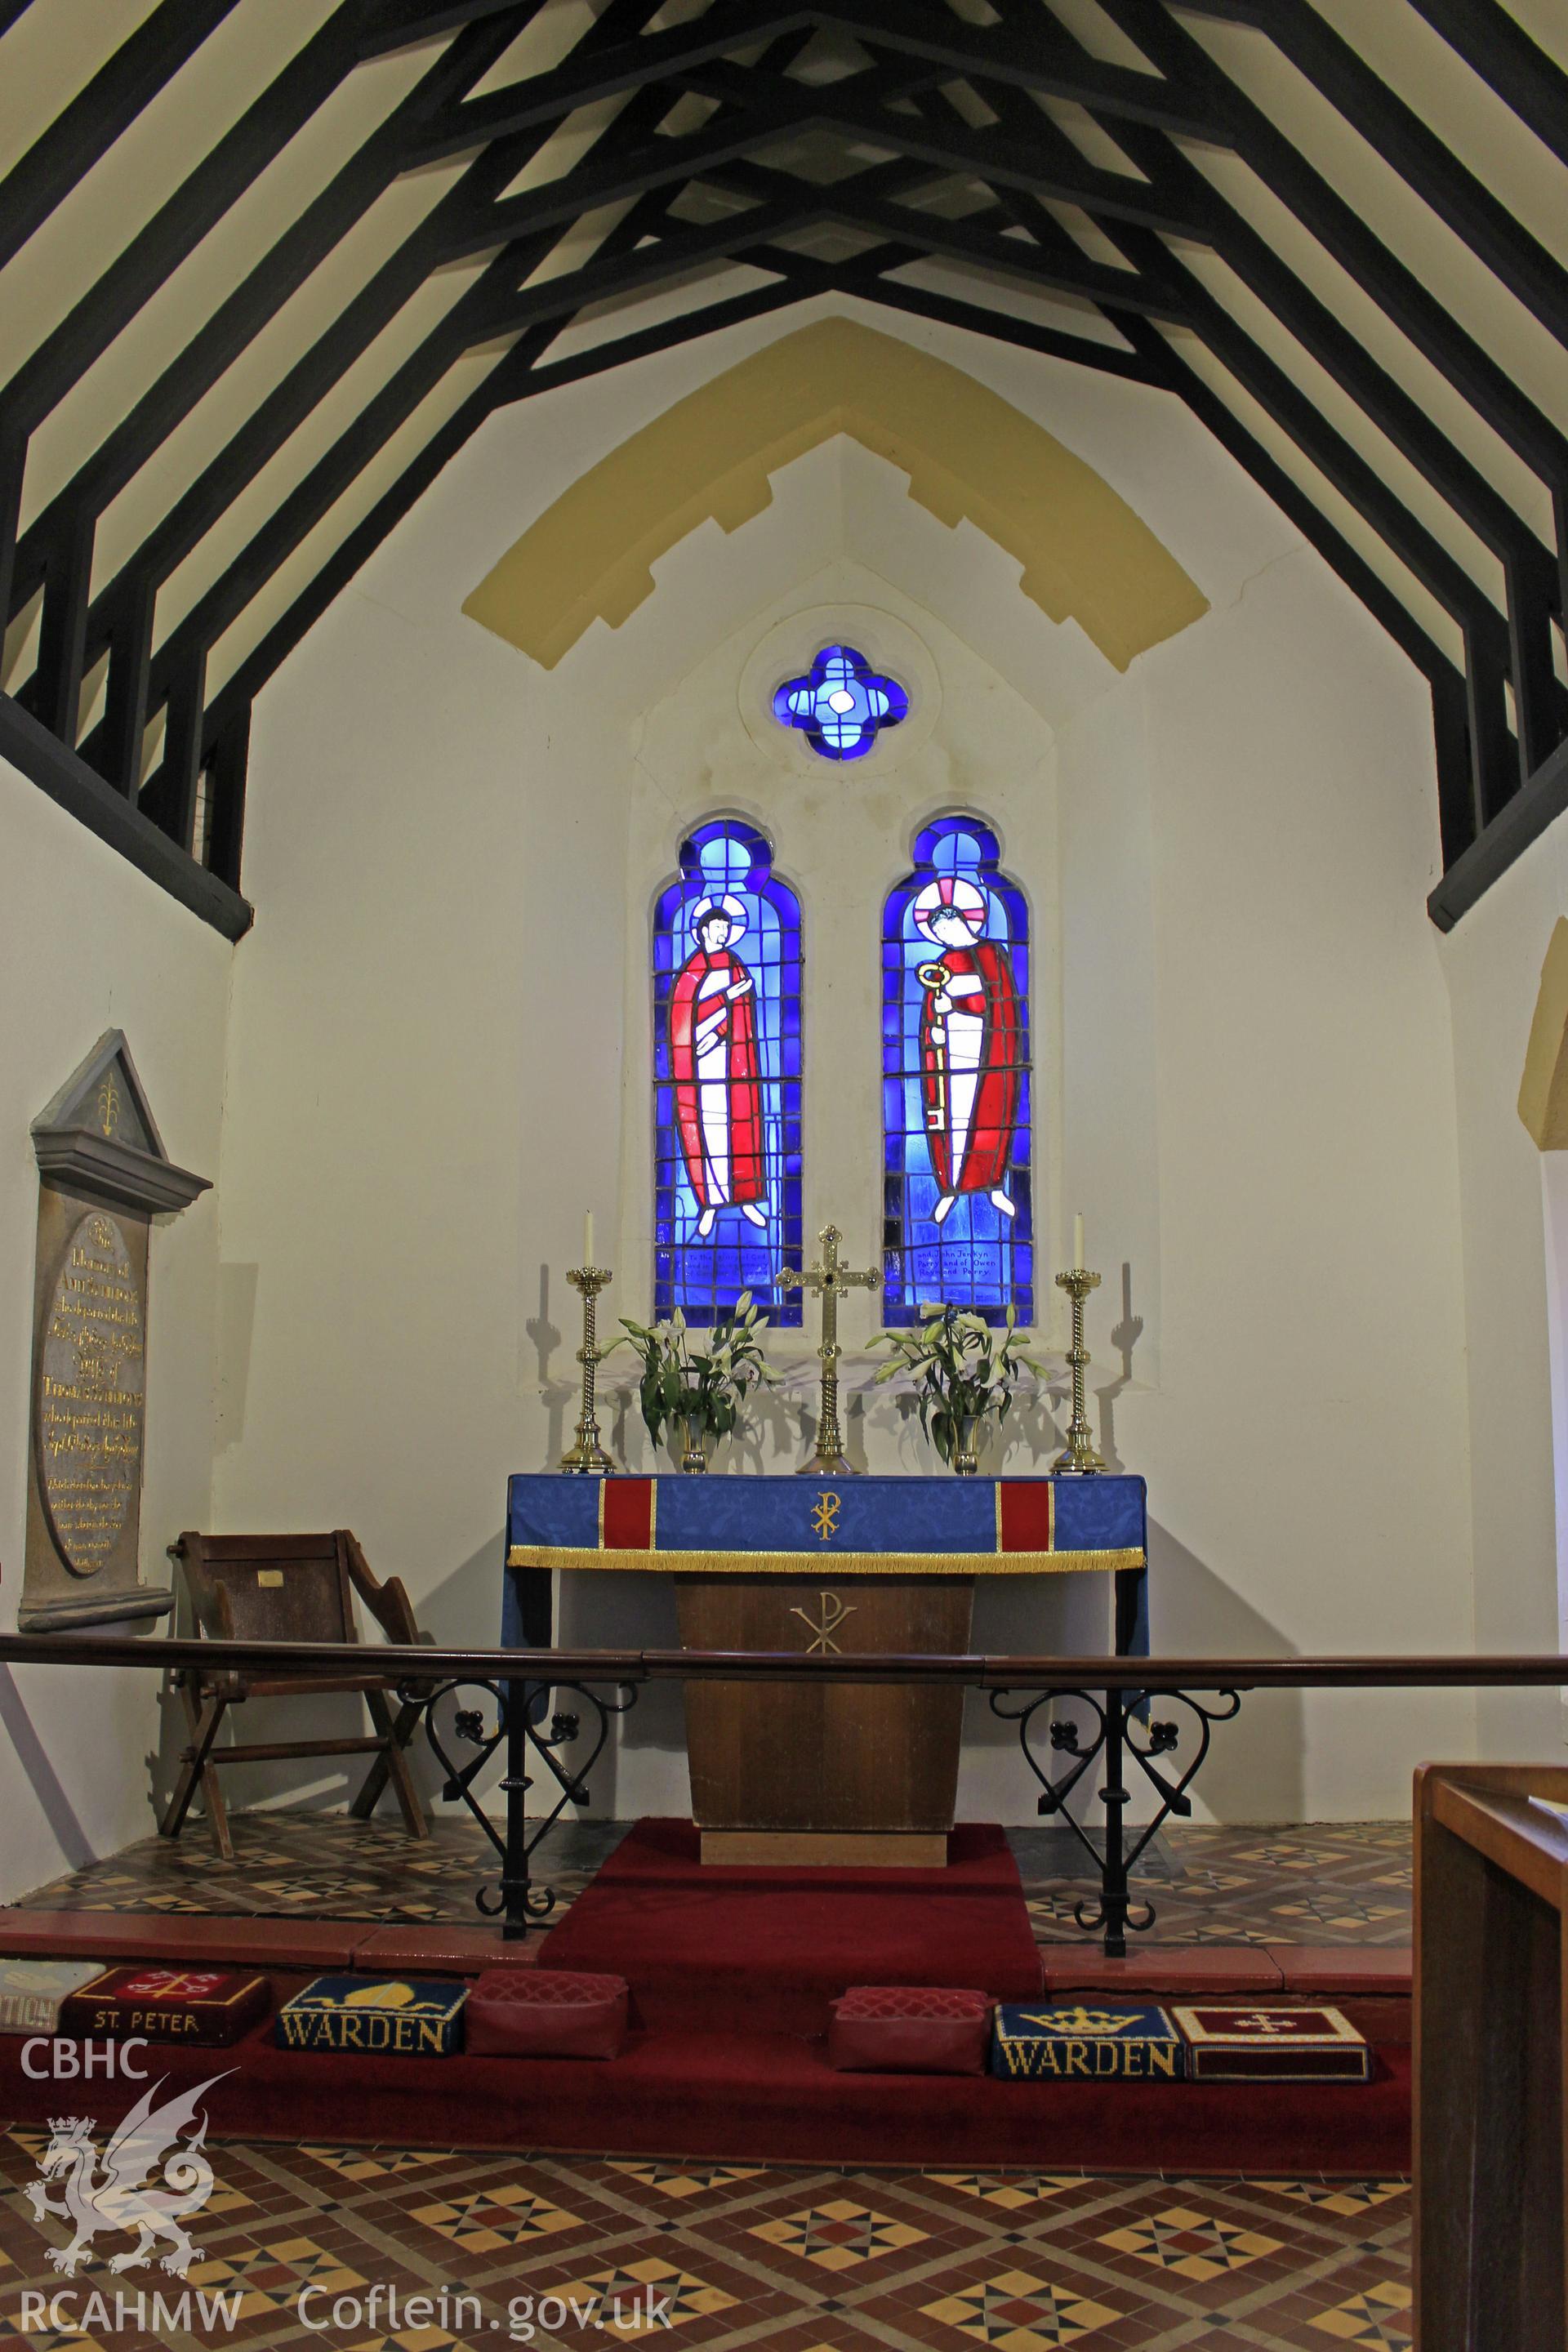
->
11 1815 1413 1951
0 2133 1413 2352
4 1817 1413 2348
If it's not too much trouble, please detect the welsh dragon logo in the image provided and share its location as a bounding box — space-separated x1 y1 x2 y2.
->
24 2074 229 2277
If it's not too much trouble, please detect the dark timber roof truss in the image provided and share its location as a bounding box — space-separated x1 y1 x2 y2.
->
2 0 1566 934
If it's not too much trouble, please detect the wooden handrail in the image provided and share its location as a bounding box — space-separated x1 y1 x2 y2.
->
0 1630 1563 1690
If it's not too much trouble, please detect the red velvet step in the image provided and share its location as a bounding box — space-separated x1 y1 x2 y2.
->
0 1910 361 1971
537 1819 1043 2037
0 2007 1411 2173
1039 1944 1285 1997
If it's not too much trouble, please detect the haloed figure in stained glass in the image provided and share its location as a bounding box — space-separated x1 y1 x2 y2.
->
915 875 1022 1225
670 893 770 1239
883 817 1031 1325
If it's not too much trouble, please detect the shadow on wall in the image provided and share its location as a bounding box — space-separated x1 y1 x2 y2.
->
1094 1262 1143 1473
1146 1517 1305 1824
524 1262 576 1466
0 1666 96 1872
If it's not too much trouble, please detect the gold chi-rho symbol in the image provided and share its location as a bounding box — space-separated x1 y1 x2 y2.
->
791 1591 857 1655
812 1490 841 1541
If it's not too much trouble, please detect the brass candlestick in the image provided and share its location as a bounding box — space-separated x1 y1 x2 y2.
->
560 1266 614 1474
1053 1266 1106 1475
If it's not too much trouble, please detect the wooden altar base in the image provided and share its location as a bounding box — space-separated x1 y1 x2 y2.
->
700 1829 947 1866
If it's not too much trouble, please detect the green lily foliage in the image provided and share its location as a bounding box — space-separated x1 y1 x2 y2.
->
869 1302 1046 1467
611 1298 773 1449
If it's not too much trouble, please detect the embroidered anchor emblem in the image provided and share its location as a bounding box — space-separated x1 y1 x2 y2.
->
791 1591 856 1655
812 1491 841 1541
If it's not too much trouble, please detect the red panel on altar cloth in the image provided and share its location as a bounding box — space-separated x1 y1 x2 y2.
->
999 1481 1054 1553
601 1478 654 1552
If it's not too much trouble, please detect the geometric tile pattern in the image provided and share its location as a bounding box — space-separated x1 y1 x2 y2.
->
1267 2180 1409 2220
1016 1820 1413 1949
1308 2281 1413 2345
408 2184 582 2252
14 1813 1414 1952
750 2196 929 2268
1098 2203 1284 2281
922 2268 1122 2346
0 2130 1411 2352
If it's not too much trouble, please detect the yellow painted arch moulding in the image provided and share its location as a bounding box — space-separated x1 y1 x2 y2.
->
1519 916 1568 1148
462 317 1207 671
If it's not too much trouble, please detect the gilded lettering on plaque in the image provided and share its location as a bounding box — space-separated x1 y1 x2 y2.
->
37 1210 146 1576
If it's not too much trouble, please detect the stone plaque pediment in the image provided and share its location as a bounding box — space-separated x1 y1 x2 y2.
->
32 1031 210 1216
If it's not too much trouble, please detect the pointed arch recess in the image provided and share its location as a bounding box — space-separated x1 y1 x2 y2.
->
462 318 1207 672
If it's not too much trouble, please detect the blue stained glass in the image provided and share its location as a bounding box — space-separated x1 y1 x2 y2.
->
653 818 802 1325
880 817 1033 1325
773 644 908 761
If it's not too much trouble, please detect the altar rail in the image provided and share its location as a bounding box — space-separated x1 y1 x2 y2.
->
2 1633 1561 1954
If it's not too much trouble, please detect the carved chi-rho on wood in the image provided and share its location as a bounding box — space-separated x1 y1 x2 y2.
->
24 1033 209 1633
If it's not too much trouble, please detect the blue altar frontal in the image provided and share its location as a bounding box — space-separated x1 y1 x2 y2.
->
503 1472 1149 1655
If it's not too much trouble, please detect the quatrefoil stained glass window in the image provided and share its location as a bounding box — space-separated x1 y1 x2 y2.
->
773 644 908 761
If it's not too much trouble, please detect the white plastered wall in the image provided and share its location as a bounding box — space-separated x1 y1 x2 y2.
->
207 296 1482 1826
1437 822 1568 1763
0 755 230 1900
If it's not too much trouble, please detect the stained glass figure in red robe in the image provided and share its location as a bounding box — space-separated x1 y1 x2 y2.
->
913 874 1022 1226
670 893 770 1239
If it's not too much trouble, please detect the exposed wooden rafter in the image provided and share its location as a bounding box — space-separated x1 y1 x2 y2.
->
2 0 1565 933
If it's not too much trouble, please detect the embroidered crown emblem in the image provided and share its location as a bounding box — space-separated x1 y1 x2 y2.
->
1018 2007 1141 2036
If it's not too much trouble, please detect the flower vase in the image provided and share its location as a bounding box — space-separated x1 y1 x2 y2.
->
951 1416 982 1475
671 1410 709 1474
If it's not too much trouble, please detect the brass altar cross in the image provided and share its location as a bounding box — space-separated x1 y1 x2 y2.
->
779 1223 880 1476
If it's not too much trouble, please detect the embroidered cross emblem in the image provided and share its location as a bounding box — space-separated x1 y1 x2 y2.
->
1229 2013 1299 2034
812 1491 841 1541
791 1591 856 1655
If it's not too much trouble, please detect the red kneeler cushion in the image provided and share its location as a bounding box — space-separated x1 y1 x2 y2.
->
828 1985 992 2075
466 1969 629 2060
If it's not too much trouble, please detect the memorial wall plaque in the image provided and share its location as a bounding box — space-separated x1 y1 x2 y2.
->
38 1209 145 1575
21 1032 209 1634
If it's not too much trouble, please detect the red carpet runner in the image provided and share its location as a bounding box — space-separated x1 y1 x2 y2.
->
536 1818 1045 2034
0 1821 1411 2171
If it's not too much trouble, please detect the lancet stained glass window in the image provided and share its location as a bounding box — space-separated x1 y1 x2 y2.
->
654 818 803 1325
882 817 1032 1325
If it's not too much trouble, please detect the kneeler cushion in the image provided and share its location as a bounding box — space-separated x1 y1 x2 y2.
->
829 1985 991 2075
467 1969 629 2060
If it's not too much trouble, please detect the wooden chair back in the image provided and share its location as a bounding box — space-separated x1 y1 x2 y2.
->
179 1532 360 1649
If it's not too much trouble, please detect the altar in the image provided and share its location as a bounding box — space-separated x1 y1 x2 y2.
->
506 1472 1147 1866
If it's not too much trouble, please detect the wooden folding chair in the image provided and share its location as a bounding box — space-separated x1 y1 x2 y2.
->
160 1530 430 1860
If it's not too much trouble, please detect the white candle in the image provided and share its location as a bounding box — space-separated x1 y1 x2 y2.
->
1073 1212 1085 1272
584 1210 595 1268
